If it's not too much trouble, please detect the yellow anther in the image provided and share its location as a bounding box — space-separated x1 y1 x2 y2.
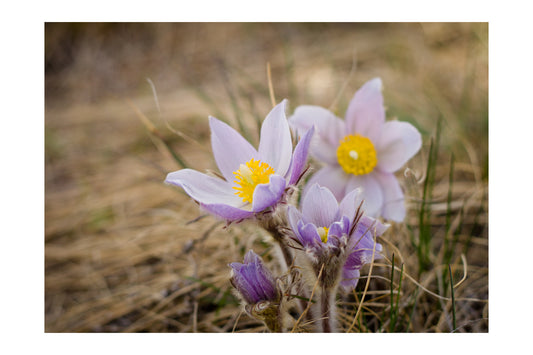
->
233 159 275 204
317 226 329 243
336 134 377 175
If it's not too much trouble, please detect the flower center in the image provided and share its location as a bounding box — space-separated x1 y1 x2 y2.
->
233 159 275 204
317 226 329 243
336 134 377 175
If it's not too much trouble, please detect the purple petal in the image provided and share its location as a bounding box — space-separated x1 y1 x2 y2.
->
209 116 259 182
344 78 385 142
288 126 314 185
304 165 350 202
345 242 382 274
230 262 260 304
340 268 360 292
258 100 292 176
165 169 242 206
301 184 341 227
287 205 303 234
251 174 286 212
200 202 254 221
354 215 389 241
297 221 322 247
374 171 406 222
345 238 381 275
237 264 264 303
243 249 259 264
375 120 422 173
327 215 351 239
253 258 278 301
289 105 345 164
229 251 275 304
239 251 277 302
345 174 383 218
347 216 386 266
338 187 365 223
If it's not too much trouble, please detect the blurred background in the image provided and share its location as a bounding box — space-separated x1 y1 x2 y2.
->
45 23 488 332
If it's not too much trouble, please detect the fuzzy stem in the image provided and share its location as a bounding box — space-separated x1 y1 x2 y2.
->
320 286 337 332
258 216 293 270
278 240 294 271
257 213 312 325
321 287 332 332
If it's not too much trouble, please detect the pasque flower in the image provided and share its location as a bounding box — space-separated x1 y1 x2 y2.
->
289 78 422 221
229 250 284 332
287 184 387 332
165 100 314 222
287 183 387 291
229 250 279 305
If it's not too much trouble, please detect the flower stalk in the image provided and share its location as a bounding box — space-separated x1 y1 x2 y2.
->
320 285 336 332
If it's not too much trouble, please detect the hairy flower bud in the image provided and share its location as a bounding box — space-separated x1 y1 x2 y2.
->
229 250 279 304
229 250 287 332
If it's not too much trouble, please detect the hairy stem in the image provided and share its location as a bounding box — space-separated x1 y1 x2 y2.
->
320 286 337 332
258 214 293 269
258 215 312 324
262 222 293 270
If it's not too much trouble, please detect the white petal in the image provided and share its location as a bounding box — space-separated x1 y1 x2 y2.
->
251 175 286 212
344 78 385 142
375 120 422 173
165 169 243 207
339 187 365 223
209 116 259 182
287 126 314 185
289 105 345 146
345 174 383 218
289 105 345 165
301 183 341 227
258 100 292 176
287 206 304 236
374 171 406 222
304 165 350 201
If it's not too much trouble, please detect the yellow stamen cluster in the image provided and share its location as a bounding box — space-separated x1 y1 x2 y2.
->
336 134 377 175
317 226 329 243
233 159 275 204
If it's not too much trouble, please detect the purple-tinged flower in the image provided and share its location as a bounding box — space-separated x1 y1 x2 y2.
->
229 250 286 332
340 214 387 291
165 100 314 222
229 250 279 305
289 78 422 222
287 183 387 291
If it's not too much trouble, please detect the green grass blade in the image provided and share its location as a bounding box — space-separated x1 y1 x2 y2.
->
443 152 456 288
417 116 442 273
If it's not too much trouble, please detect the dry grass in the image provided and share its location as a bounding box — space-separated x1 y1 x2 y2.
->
45 22 488 332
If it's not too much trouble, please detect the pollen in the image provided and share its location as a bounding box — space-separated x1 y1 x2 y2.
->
233 159 275 204
317 226 329 243
336 134 377 175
